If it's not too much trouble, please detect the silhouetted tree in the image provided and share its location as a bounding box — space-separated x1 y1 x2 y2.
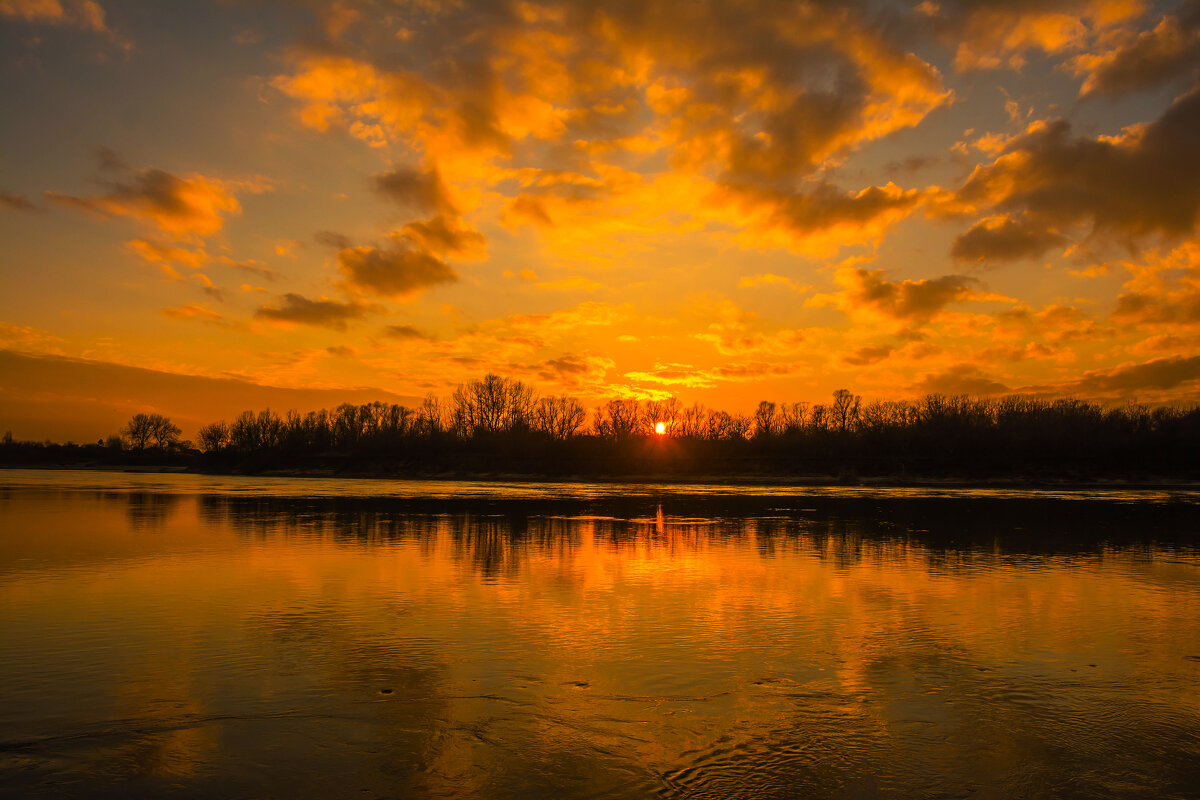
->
594 398 641 438
533 396 587 439
831 389 860 432
452 374 536 436
122 413 179 450
198 421 230 453
754 401 779 437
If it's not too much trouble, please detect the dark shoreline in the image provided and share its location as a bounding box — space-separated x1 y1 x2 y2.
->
4 461 1200 493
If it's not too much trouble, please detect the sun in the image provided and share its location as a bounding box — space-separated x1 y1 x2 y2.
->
655 422 666 435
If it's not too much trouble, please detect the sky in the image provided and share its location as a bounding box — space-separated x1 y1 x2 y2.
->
2 0 1199 440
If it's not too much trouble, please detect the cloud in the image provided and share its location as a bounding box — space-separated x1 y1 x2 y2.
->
0 0 108 31
948 86 1200 248
505 301 627 331
842 344 895 366
218 256 280 281
124 238 207 271
123 240 280 286
161 304 225 325
336 245 457 299
929 0 1142 72
712 181 923 254
255 293 372 330
47 161 269 239
625 360 802 389
270 2 951 257
1069 8 1200 96
0 321 64 353
912 364 1010 395
382 324 431 340
951 214 1068 264
737 273 807 291
994 302 1113 343
813 267 1007 324
1 192 40 212
1072 354 1200 393
1107 240 1200 331
1113 289 1200 325
398 215 486 260
314 230 353 249
534 353 614 387
373 166 455 215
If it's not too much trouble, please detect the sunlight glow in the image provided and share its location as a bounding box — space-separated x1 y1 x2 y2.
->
655 422 666 435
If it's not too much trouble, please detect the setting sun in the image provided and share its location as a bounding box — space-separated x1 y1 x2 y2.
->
655 422 666 435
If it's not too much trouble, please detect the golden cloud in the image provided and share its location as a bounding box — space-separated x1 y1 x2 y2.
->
161 304 225 325
932 0 1143 72
270 1 951 259
0 0 107 31
254 294 374 330
48 164 270 240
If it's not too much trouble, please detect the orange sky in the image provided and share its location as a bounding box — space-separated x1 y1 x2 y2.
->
2 0 1199 439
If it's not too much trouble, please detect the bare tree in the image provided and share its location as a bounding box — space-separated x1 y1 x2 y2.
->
533 396 587 439
197 421 230 453
420 393 447 436
452 374 537 436
594 398 641 438
123 413 179 450
754 401 779 438
779 402 809 434
831 389 860 432
643 397 682 434
678 403 708 438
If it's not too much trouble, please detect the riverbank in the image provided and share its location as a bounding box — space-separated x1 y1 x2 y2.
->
5 460 1199 492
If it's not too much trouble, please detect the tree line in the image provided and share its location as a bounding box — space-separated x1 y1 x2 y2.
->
3 374 1197 478
184 374 1197 478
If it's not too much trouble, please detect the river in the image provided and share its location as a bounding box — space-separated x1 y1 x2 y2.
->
2 469 1198 797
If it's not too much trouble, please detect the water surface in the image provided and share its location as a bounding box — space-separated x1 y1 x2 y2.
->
2 470 1199 798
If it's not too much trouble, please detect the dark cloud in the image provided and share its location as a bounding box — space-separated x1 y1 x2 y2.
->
951 86 1200 246
374 166 455 215
913 364 1010 396
951 215 1068 264
255 293 372 330
716 181 922 242
1 192 40 212
841 344 894 366
885 155 937 175
1112 289 1200 325
837 268 989 322
1073 5 1200 97
95 146 128 172
399 214 485 259
1073 354 1200 393
219 257 280 281
47 166 248 238
382 324 430 340
315 230 353 249
337 245 457 298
